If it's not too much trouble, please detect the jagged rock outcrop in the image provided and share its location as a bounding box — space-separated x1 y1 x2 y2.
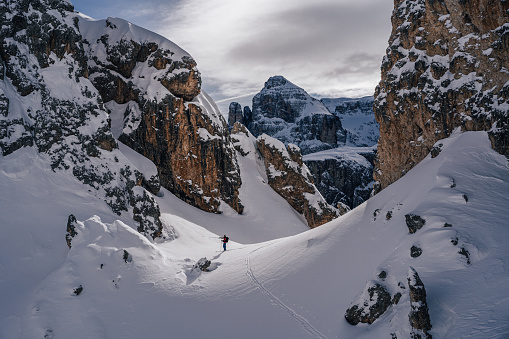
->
243 106 253 128
66 214 79 249
345 281 392 325
406 214 426 234
228 102 243 126
0 0 175 240
374 0 509 191
256 134 339 228
321 96 380 147
194 257 212 272
303 147 375 209
249 76 347 155
79 17 243 214
228 102 253 128
408 267 432 338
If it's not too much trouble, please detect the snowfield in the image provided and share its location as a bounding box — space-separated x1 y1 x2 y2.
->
1 130 509 338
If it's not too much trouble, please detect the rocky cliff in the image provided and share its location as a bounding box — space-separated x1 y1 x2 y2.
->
228 102 243 127
79 16 243 214
303 147 375 209
0 0 175 239
255 133 340 228
374 0 509 191
321 96 379 147
247 76 347 155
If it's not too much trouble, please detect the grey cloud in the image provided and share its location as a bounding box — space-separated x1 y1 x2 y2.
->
225 2 392 66
322 53 383 78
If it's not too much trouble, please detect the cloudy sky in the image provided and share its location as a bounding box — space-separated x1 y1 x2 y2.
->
72 0 394 108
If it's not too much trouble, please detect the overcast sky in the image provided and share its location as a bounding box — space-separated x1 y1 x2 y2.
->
71 0 393 107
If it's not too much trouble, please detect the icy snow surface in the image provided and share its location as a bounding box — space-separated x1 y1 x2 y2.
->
1 131 509 338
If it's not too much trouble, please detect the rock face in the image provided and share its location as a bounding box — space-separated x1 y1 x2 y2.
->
303 147 375 209
321 96 380 147
228 102 253 128
408 267 432 338
228 102 244 126
374 0 509 191
256 134 339 228
0 0 208 240
249 76 347 155
80 17 243 214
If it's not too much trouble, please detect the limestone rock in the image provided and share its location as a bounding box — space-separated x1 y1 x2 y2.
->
374 0 509 191
303 147 376 209
228 102 244 126
81 17 243 214
243 106 253 128
408 267 432 338
345 282 392 325
193 257 211 272
66 214 79 249
0 0 175 240
406 214 426 233
249 76 346 155
321 96 380 147
256 134 339 228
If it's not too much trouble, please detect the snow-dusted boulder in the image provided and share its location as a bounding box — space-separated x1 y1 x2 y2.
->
345 281 392 325
256 134 339 228
193 258 211 272
406 214 426 234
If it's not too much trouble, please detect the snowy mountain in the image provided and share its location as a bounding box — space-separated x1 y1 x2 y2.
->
245 76 347 155
229 79 379 210
2 0 509 338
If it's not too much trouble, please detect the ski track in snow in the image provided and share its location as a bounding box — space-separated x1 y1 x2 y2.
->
246 246 326 339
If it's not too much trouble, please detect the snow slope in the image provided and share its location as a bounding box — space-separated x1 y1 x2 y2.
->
1 131 509 338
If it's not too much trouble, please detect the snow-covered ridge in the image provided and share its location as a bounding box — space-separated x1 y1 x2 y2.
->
2 130 508 338
78 15 191 61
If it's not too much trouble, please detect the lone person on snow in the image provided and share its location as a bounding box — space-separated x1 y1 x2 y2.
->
222 235 229 251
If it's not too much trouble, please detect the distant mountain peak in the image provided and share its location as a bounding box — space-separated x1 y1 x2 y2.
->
263 75 291 90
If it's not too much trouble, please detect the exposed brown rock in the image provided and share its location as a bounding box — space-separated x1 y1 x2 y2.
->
160 68 201 101
120 97 243 214
256 134 339 228
87 23 243 214
374 0 509 191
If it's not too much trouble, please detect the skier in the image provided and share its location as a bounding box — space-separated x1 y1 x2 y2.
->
222 235 229 251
